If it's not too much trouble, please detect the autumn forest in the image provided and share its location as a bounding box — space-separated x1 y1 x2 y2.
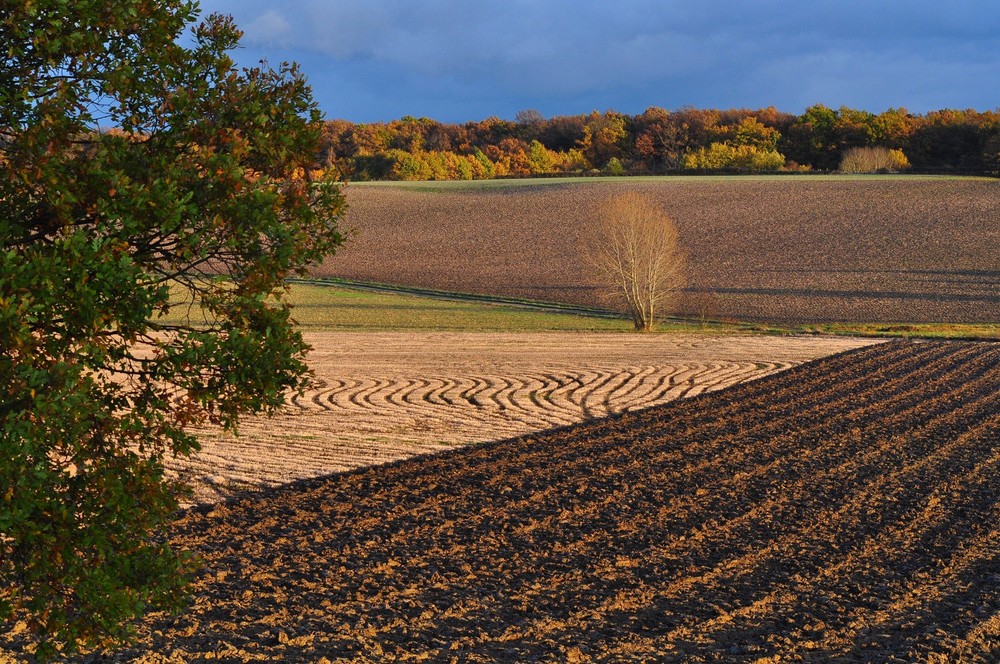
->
317 105 1000 180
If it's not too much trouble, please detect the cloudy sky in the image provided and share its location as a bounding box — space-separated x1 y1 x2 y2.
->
196 0 1000 123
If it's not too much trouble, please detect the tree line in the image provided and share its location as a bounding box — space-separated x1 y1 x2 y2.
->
318 105 1000 180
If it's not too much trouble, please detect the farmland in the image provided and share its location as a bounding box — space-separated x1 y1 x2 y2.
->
320 176 999 324
12 340 996 662
3 176 997 662
164 332 872 504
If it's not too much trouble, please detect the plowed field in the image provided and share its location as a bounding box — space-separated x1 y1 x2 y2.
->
320 178 1000 323
14 340 996 662
166 332 871 504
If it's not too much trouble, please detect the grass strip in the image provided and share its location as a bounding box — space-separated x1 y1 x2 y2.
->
158 277 999 338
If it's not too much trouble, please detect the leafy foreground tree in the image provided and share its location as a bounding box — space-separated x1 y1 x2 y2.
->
0 1 346 658
587 192 686 331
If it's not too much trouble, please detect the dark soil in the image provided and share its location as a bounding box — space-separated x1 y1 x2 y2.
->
320 179 1000 323
7 340 996 662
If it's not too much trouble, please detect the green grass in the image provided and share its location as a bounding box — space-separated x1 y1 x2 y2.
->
285 281 999 339
157 278 998 339
287 282 632 332
155 279 642 332
798 322 1000 341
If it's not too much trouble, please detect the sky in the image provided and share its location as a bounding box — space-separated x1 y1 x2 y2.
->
195 0 1000 124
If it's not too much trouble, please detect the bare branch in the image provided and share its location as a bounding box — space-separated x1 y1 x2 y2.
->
585 191 686 331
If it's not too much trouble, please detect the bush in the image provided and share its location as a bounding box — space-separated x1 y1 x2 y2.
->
839 146 910 173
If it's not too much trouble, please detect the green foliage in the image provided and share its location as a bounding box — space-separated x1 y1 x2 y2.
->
683 143 786 172
0 0 345 657
603 157 625 176
730 117 781 151
527 140 556 174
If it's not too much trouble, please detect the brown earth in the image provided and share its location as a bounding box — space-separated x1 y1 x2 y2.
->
318 178 1000 323
164 332 873 504
7 340 997 662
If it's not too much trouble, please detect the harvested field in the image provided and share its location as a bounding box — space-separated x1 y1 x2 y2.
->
320 177 1000 324
10 340 996 662
167 332 873 503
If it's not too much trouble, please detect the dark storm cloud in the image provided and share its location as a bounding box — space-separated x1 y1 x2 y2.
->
197 0 1000 121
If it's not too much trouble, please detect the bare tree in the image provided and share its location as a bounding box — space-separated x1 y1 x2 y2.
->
587 191 686 331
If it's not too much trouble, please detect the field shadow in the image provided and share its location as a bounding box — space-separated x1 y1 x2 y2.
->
759 268 1000 282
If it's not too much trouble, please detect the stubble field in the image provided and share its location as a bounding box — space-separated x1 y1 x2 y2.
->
12 340 995 662
320 177 999 324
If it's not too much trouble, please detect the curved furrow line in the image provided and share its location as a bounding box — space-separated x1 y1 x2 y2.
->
313 376 360 410
489 374 531 413
537 374 592 425
603 365 666 410
688 361 747 396
415 378 453 408
545 369 597 420
383 377 424 408
435 376 479 407
703 360 774 391
348 377 398 411
536 371 588 422
511 374 573 429
305 385 342 412
492 375 554 425
704 360 783 392
621 369 680 411
424 377 457 406
590 367 643 417
675 362 732 399
287 377 330 411
464 375 509 410
321 377 370 410
658 363 710 400
395 378 463 422
603 366 664 413
457 376 493 407
368 377 417 411
756 359 797 377
674 361 755 400
574 368 625 419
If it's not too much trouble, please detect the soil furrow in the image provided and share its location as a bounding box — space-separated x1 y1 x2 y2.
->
19 339 1000 663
